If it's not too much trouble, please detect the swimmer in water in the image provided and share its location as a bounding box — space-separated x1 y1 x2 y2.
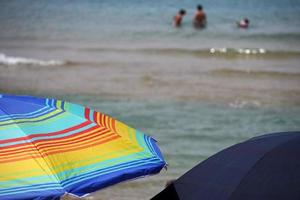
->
193 5 207 29
237 18 250 28
173 9 186 27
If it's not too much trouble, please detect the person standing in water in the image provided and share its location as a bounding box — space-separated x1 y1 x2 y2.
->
193 5 206 28
237 18 250 28
173 9 186 27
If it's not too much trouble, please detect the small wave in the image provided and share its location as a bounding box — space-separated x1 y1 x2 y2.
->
209 47 266 55
210 68 300 79
0 53 69 67
229 99 261 109
172 47 300 59
78 47 300 59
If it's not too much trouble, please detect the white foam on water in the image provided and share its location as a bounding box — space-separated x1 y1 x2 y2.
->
237 48 267 55
209 47 227 54
210 48 267 55
229 99 261 109
0 53 65 66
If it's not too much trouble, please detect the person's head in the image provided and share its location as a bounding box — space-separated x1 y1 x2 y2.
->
244 18 249 24
179 9 186 16
197 5 203 11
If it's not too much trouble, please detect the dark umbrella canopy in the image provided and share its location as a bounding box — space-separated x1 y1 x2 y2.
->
152 132 300 200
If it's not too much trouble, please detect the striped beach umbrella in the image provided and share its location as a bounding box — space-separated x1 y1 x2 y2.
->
0 94 166 200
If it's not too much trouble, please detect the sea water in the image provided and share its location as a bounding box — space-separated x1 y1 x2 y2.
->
0 0 300 199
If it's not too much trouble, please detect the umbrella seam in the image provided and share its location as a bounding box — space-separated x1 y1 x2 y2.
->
0 100 63 188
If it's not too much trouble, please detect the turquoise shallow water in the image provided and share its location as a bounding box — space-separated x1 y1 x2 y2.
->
57 94 300 199
62 95 300 173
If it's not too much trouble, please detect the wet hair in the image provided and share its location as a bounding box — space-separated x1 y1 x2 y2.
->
179 9 186 15
244 18 249 24
197 5 203 10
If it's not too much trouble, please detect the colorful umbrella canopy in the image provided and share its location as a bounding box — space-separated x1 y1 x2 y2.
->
0 94 166 200
153 132 300 200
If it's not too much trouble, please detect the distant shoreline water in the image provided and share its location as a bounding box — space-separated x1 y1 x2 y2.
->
1 49 300 84
1 0 300 52
1 47 300 67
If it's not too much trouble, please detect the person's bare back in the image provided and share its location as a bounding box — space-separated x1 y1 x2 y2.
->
193 5 206 28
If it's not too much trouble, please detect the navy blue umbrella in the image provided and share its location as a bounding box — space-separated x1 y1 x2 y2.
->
152 132 300 200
